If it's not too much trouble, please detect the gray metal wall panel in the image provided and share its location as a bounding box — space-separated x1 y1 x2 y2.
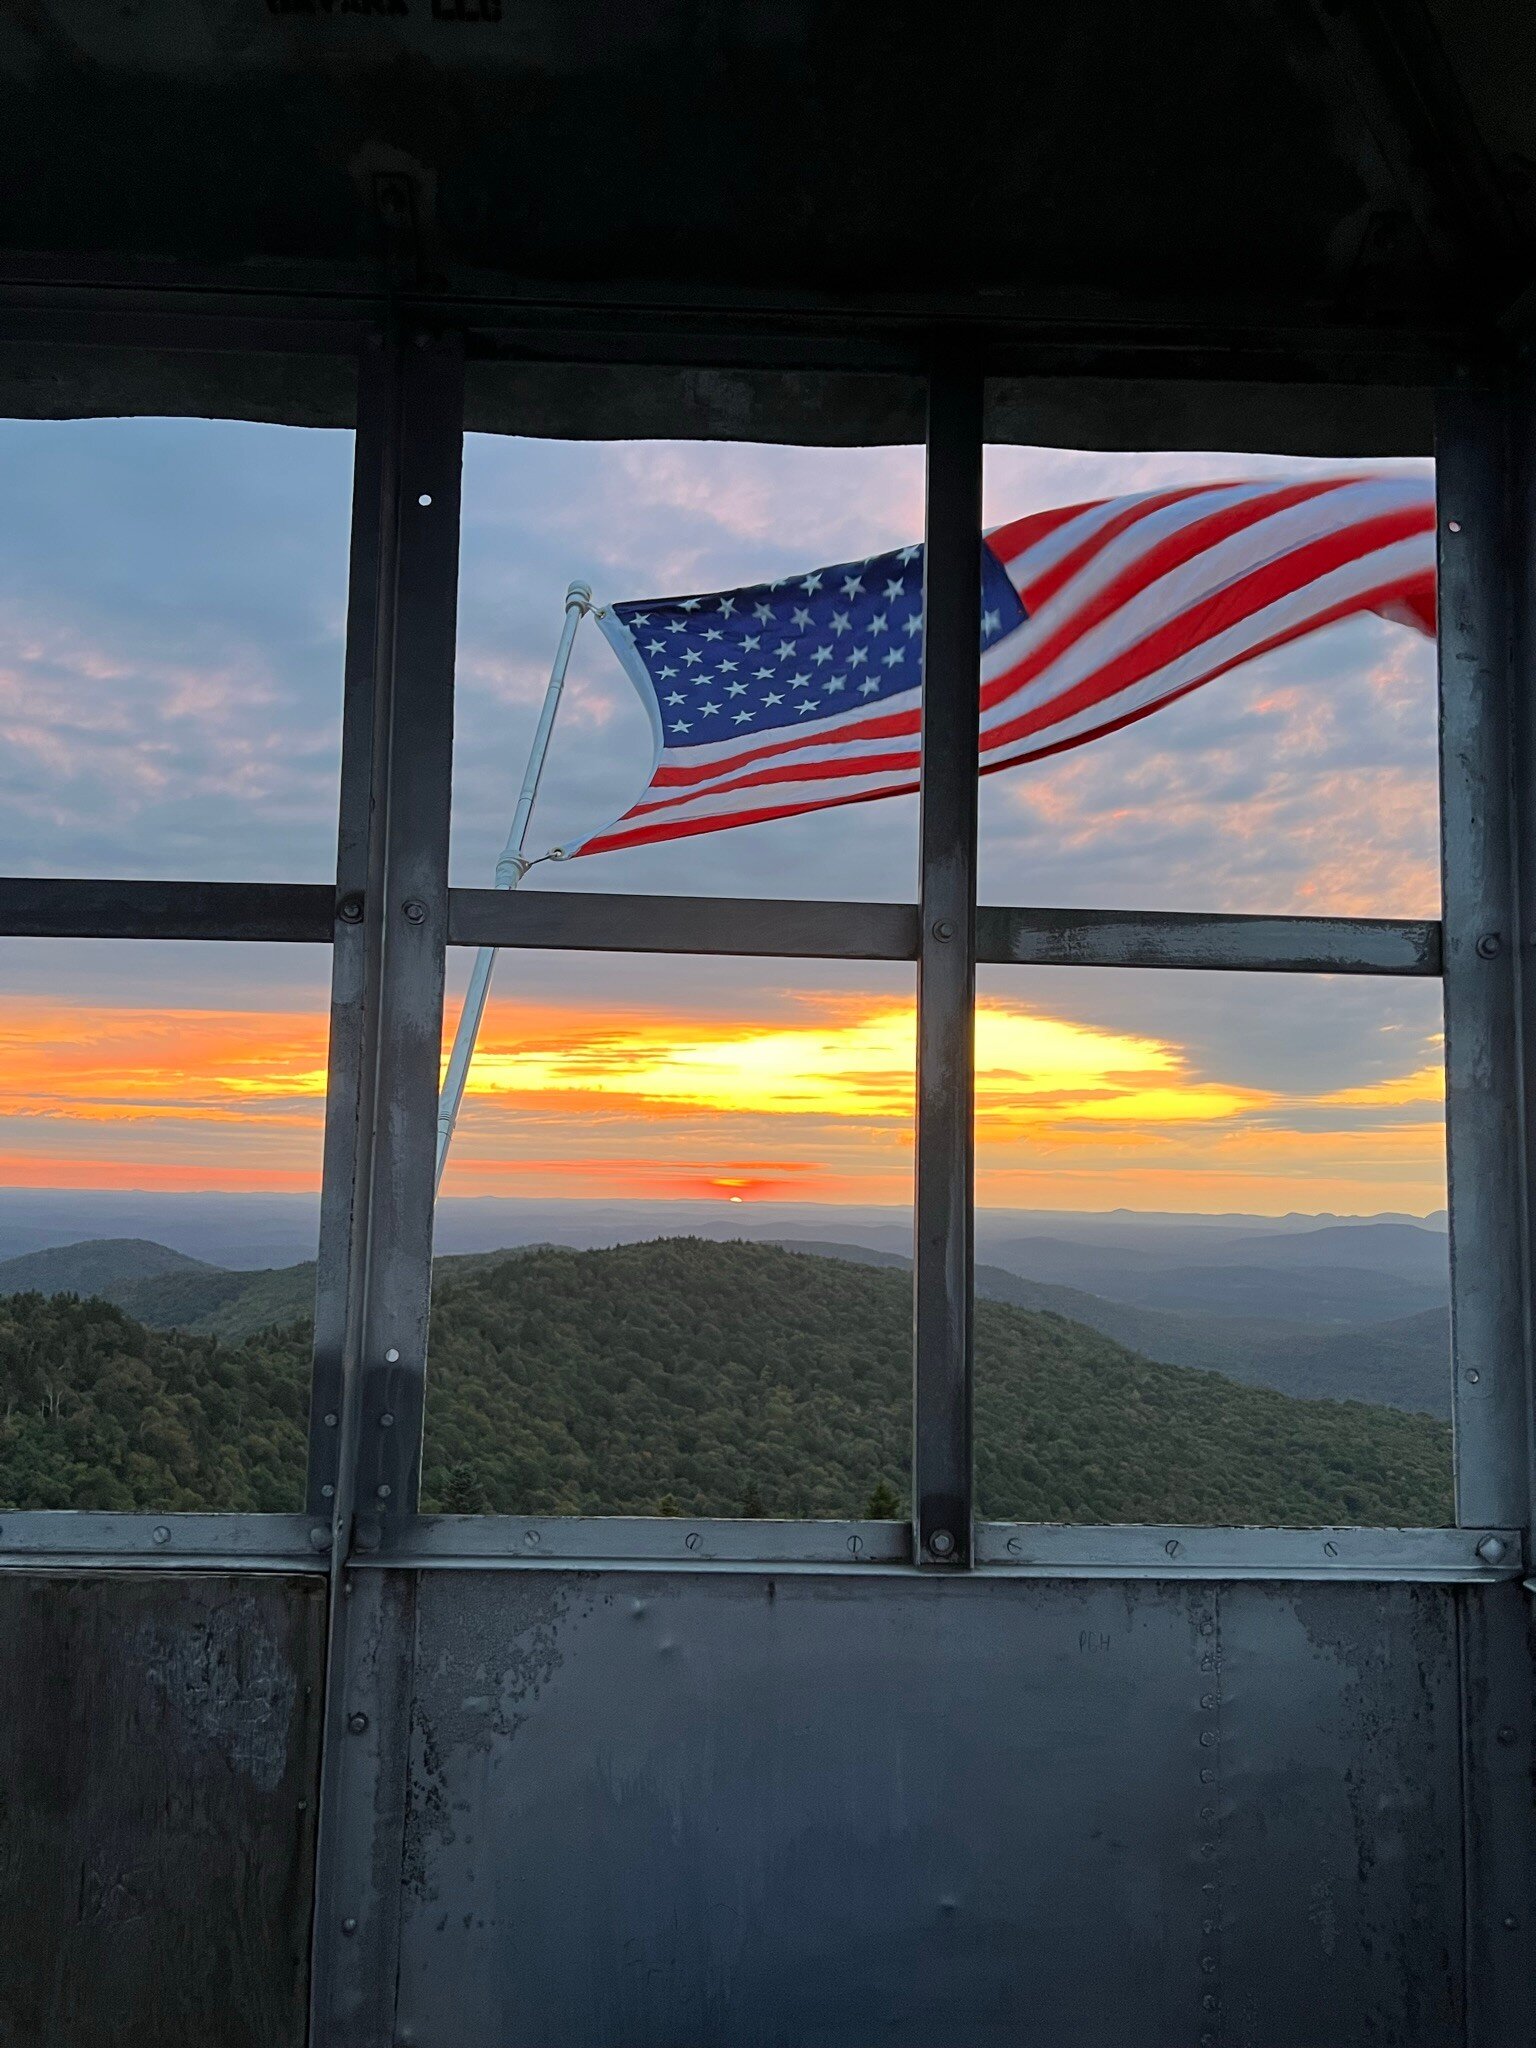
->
1213 1583 1464 2047
395 1571 1464 2048
0 1571 326 2048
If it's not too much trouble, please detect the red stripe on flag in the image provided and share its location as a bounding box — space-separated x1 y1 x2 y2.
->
978 501 1433 754
1001 480 1272 615
578 778 922 856
615 746 925 824
983 565 1434 768
978 478 1376 720
647 703 923 789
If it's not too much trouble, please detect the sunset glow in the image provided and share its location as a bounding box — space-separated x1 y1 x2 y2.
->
0 986 1447 1211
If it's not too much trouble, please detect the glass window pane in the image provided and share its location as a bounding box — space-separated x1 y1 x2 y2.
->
428 948 914 1518
977 443 1439 916
0 417 353 880
971 965 1450 1527
452 432 925 904
0 938 329 1512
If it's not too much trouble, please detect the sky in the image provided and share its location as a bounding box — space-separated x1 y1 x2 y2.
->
0 418 1445 1220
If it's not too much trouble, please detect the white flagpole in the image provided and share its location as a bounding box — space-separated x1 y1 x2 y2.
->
435 579 594 1187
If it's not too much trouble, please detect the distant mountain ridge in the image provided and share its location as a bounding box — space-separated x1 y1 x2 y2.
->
977 1228 1448 1324
772 1240 1451 1418
4 1232 1454 1416
0 1237 213 1294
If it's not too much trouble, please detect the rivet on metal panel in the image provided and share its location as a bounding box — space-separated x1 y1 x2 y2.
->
308 1525 330 1550
1467 1369 1482 1384
1200 1694 1217 1710
324 1412 338 1427
1447 515 1464 530
152 1525 170 1544
385 1349 400 1363
928 1528 956 1558
1505 1914 1520 1930
523 1529 541 1548
348 1712 369 1734
377 1485 392 1500
1477 1534 1508 1563
341 1917 358 1936
1202 1993 1217 2011
1497 1725 1518 1745
932 919 956 940
1200 1955 1217 1973
321 1485 335 1500
402 900 426 923
1200 1768 1215 1783
1199 1619 1215 1636
1478 932 1503 958
337 893 364 923
380 1413 395 1429
1199 1731 1217 1748
418 493 433 508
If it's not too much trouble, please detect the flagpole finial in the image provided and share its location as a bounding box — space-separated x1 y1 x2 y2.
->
565 579 594 612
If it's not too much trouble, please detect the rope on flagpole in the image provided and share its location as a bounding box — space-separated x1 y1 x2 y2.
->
435 578 596 1189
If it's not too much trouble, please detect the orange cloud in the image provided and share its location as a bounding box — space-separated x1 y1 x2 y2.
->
1312 1064 1444 1108
0 986 1447 1213
0 996 327 1191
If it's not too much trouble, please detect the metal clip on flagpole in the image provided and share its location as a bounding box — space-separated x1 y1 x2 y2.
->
435 579 595 1187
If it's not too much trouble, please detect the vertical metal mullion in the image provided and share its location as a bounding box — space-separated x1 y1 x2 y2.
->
306 340 395 1519
350 332 462 1525
308 326 463 2048
1509 370 1536 1539
913 365 983 1568
1436 383 1532 1533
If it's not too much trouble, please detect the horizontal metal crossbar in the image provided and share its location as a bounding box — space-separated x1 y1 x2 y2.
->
0 877 335 942
372 1514 909 1567
450 887 1442 975
448 887 917 959
0 1511 1511 1582
0 877 1443 977
0 1512 328 1570
977 905 1442 976
973 1521 1519 1581
359 1515 1519 1582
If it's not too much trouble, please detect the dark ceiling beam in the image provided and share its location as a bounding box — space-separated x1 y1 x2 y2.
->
1297 0 1529 295
0 270 1468 376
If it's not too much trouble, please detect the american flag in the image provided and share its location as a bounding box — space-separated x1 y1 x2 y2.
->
565 474 1436 858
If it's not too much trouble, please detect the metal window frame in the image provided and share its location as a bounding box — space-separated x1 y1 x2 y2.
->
0 330 1519 1596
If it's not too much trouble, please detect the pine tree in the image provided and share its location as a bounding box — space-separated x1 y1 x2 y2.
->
440 1461 485 1514
657 1491 681 1516
864 1477 902 1518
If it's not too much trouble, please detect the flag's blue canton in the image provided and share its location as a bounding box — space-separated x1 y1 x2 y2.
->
611 542 1027 750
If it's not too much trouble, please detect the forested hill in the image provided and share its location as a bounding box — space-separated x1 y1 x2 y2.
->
0 1238 1452 1524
